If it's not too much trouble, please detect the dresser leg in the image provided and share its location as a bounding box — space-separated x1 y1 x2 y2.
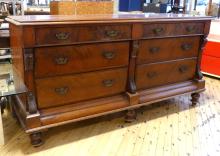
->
125 109 137 122
191 93 200 106
30 132 43 147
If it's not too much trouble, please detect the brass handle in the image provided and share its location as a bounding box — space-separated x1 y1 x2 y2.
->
149 47 160 54
186 26 195 33
147 72 157 78
54 87 69 95
102 51 116 59
55 32 70 40
102 79 114 87
153 27 164 34
105 30 119 37
179 66 188 73
54 57 69 65
181 43 192 51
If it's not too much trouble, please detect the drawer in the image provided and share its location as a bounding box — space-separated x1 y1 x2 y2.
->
36 68 128 109
137 36 200 64
35 42 129 77
139 22 204 38
35 24 131 45
136 59 197 89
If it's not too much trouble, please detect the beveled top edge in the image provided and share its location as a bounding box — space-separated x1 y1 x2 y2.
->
6 13 213 25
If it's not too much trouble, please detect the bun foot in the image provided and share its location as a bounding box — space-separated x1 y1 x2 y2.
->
125 109 137 122
30 132 44 147
191 93 200 106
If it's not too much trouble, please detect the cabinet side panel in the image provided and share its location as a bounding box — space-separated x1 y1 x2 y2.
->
10 24 24 80
9 24 27 112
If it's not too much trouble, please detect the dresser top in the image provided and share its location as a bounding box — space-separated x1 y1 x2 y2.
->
6 13 212 26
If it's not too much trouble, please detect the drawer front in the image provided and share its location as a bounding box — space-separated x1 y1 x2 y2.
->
137 36 200 64
141 22 204 38
36 24 131 45
36 68 128 109
35 42 129 77
136 59 197 89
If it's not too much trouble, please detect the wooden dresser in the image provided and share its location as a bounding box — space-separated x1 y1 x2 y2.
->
6 14 212 146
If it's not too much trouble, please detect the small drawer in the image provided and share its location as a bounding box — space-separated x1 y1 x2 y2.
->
137 36 200 64
35 24 131 45
36 68 128 109
139 22 204 38
35 42 129 77
136 59 197 89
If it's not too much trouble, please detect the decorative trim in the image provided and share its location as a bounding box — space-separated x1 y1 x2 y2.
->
27 92 38 114
24 49 34 71
195 35 208 80
127 40 139 93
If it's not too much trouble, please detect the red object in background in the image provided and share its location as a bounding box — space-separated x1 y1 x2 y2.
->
201 22 220 78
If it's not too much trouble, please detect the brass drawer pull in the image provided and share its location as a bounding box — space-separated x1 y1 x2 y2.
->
179 66 188 73
102 79 114 87
153 27 164 34
54 57 69 65
105 30 119 37
147 72 157 78
186 26 195 33
149 47 160 54
54 87 69 95
102 51 116 59
55 32 70 40
181 43 192 51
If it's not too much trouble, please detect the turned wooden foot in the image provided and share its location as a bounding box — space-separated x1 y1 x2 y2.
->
191 93 200 106
125 109 137 122
30 132 43 147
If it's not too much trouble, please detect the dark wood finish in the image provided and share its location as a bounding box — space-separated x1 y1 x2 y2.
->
40 95 129 126
36 24 131 45
136 58 197 89
35 42 129 77
137 36 200 64
36 68 128 109
127 41 139 93
126 92 139 105
6 14 212 146
30 132 43 147
139 22 204 39
125 109 137 122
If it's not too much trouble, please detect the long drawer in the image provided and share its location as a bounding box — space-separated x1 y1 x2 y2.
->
137 36 200 64
135 22 204 39
35 42 129 77
35 68 128 109
35 24 131 45
136 58 197 89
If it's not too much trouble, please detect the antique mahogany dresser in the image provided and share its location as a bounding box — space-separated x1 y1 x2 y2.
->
6 14 211 146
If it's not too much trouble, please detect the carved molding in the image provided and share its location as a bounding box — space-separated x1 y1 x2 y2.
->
132 41 139 59
27 92 38 114
24 49 34 71
195 35 208 80
128 41 139 93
